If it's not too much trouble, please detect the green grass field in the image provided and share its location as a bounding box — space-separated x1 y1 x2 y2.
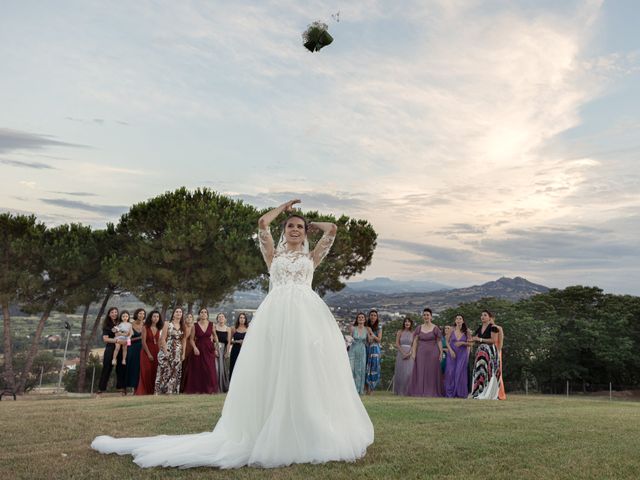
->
1 393 639 479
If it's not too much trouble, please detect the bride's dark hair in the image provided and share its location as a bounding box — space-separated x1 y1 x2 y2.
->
283 214 309 232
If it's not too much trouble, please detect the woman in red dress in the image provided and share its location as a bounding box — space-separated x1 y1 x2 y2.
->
184 308 219 394
135 310 163 395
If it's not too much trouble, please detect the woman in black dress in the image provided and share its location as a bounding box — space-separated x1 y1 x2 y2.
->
229 312 249 380
96 307 127 395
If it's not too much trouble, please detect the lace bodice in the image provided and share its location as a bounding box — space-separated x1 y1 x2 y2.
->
258 227 335 289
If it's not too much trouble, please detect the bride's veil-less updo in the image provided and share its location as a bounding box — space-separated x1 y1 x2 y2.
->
275 214 310 255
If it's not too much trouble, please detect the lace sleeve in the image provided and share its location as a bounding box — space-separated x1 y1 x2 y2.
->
258 226 274 268
312 231 336 267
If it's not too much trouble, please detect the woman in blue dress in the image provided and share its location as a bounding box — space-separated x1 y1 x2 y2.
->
348 312 370 394
365 309 382 393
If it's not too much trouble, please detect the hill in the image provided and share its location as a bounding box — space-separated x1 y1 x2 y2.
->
324 276 549 313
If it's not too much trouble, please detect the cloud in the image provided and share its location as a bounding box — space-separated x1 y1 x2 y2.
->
40 198 129 216
50 191 97 197
0 128 82 154
381 238 480 265
231 191 367 212
0 158 55 169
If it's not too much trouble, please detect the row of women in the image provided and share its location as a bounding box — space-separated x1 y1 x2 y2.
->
96 306 250 395
349 308 506 400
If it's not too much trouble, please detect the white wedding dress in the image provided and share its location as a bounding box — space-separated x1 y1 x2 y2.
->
91 228 374 468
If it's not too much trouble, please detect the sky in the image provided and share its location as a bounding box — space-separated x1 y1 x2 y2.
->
1 0 639 294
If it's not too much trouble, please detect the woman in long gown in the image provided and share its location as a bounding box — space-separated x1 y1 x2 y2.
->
444 314 470 398
393 317 414 395
407 308 443 397
91 198 374 468
135 311 162 395
490 313 507 400
214 313 231 393
96 307 126 395
365 310 382 393
470 310 500 400
154 307 185 395
180 313 195 393
184 308 219 394
125 308 145 393
229 313 248 380
348 312 370 395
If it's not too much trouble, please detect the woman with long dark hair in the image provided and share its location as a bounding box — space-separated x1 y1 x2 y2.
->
489 312 506 400
184 308 219 394
180 312 196 392
135 310 162 395
96 307 127 395
393 317 414 395
444 314 470 398
229 312 248 380
125 308 145 393
365 309 382 394
154 307 185 394
348 312 370 394
470 309 500 400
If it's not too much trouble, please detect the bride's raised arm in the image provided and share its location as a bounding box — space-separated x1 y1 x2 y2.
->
310 222 338 267
257 199 301 268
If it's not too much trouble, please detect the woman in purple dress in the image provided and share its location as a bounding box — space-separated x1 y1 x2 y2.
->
408 308 444 397
444 314 470 398
184 308 219 394
393 317 414 395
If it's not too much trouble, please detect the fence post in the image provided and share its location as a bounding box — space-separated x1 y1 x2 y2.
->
90 366 96 395
38 366 44 389
609 382 612 401
525 378 528 396
566 380 569 398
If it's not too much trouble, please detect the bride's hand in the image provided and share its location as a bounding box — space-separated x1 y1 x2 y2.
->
282 199 301 213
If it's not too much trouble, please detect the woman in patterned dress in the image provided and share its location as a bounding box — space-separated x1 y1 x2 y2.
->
470 310 500 400
365 309 382 394
348 312 370 395
154 307 185 394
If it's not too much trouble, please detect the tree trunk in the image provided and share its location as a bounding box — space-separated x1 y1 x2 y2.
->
76 302 91 393
82 289 113 369
2 300 15 392
161 302 168 320
17 298 55 394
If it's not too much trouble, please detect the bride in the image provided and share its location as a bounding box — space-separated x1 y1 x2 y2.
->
91 199 374 468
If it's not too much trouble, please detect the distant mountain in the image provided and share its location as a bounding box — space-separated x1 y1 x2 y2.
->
324 276 549 313
345 277 452 293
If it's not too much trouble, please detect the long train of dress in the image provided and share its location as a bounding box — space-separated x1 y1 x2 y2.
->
91 230 374 468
